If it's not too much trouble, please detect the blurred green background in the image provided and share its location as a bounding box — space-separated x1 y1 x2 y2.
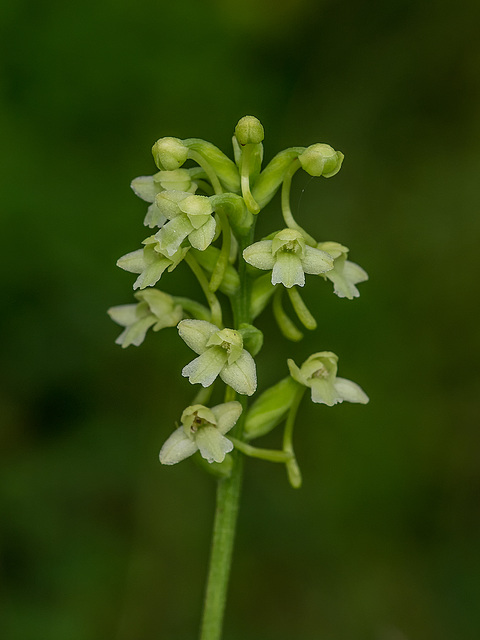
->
1 0 480 638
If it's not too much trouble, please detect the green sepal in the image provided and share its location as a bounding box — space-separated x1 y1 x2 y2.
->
251 147 305 209
193 451 233 478
210 193 254 236
191 247 240 295
250 274 276 320
184 138 241 193
244 376 300 440
238 323 263 357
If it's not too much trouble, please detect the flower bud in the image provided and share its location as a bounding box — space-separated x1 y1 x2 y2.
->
152 137 189 171
234 116 265 145
244 376 300 440
298 143 344 178
250 274 276 320
154 169 193 191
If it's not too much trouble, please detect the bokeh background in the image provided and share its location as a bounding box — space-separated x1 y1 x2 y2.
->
2 0 480 638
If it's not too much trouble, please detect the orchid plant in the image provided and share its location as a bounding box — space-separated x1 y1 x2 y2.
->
109 116 369 640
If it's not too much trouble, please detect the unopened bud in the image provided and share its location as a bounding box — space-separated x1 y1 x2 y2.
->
152 137 188 171
235 116 265 145
298 143 344 178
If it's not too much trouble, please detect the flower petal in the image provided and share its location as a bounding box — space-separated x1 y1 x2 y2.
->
188 217 216 251
220 350 257 396
136 289 173 316
243 241 275 271
302 246 334 275
155 215 193 257
334 377 369 404
144 202 168 229
107 304 141 327
179 194 213 217
182 347 228 387
155 190 190 219
272 253 305 288
115 315 157 348
117 249 146 274
195 426 233 463
159 427 198 465
309 378 338 406
133 258 170 290
178 319 220 354
287 358 307 385
316 241 349 260
131 176 159 203
344 261 368 285
211 401 243 435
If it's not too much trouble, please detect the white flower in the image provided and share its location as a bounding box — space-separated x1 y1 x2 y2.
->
154 192 216 256
243 229 333 288
116 235 188 290
131 169 197 228
159 402 242 465
317 241 368 299
288 351 369 406
107 289 183 348
178 320 257 396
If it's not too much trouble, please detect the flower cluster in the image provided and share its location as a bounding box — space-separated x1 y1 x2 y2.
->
109 116 369 480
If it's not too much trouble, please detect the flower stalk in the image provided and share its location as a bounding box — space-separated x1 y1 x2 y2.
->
109 115 369 640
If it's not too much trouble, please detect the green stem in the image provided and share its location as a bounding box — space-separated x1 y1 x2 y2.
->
240 145 260 214
230 437 292 463
199 421 245 640
185 252 223 327
199 226 255 640
209 209 231 293
281 159 317 246
188 149 224 195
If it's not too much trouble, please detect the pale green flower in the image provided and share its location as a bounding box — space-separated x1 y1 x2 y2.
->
154 192 216 257
108 289 182 348
288 351 369 406
243 229 333 288
317 241 368 299
178 320 257 396
131 169 197 229
159 401 242 465
116 236 188 290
